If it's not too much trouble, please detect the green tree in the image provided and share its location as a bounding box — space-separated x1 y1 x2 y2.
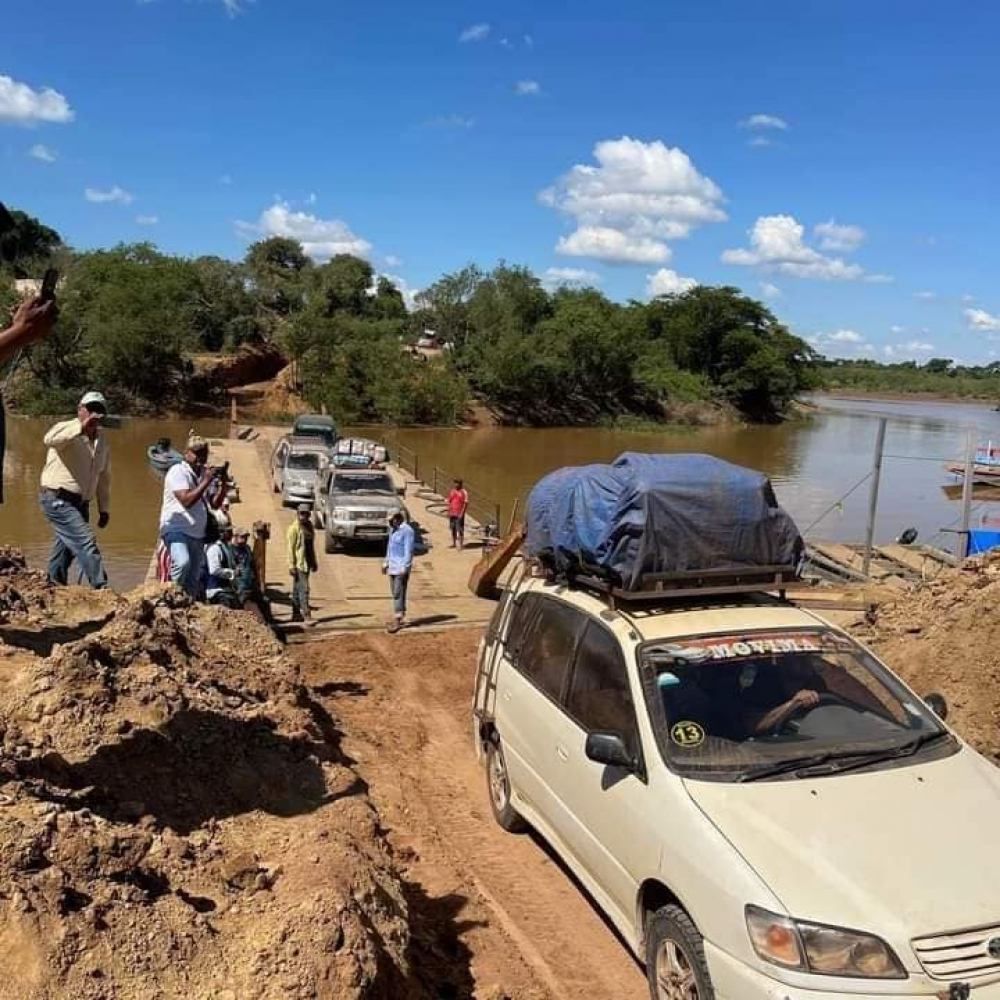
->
0 208 63 277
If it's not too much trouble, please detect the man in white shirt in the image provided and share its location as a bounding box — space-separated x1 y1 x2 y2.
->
205 525 238 607
39 390 111 588
159 434 216 598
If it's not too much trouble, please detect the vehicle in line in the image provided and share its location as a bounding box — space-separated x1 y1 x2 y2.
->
474 568 1000 1000
270 437 330 508
291 413 338 449
319 468 407 552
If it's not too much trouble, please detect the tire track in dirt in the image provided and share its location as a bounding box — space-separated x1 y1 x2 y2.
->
296 628 648 1000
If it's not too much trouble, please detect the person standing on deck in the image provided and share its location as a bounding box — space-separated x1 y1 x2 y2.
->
383 511 415 633
159 435 216 598
447 478 469 549
39 391 111 588
287 503 318 625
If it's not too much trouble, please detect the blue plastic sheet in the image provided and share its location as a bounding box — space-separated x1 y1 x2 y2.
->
525 453 803 589
967 530 1000 555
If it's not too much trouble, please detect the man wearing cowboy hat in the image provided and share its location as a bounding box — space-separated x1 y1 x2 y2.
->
158 433 218 598
39 390 112 588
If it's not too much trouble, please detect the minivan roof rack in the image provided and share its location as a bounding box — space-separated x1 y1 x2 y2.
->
569 565 798 609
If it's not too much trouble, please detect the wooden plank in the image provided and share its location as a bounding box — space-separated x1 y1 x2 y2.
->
876 544 937 576
468 527 526 598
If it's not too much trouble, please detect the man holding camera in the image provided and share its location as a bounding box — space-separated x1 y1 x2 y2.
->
39 390 112 589
158 434 220 598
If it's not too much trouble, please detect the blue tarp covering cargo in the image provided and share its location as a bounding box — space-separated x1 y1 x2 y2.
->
525 453 803 590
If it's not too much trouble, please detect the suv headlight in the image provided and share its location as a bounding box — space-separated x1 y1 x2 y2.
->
746 906 905 979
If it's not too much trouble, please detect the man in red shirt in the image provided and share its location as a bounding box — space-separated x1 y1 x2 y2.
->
447 478 469 549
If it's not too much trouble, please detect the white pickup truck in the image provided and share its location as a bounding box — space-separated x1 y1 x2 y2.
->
474 569 1000 1000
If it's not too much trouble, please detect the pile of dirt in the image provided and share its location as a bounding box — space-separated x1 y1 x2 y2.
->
0 574 436 1000
852 551 1000 760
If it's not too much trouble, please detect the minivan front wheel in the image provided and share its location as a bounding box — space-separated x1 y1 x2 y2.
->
646 905 715 1000
485 740 526 833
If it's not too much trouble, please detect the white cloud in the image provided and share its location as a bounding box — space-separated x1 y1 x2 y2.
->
135 214 158 225
425 113 475 130
0 75 74 125
524 34 534 48
809 330 875 357
646 268 697 298
962 293 976 303
883 340 935 359
759 281 782 300
748 135 773 148
383 254 403 268
543 267 602 288
236 201 372 261
739 114 789 131
890 324 906 334
557 226 672 265
459 22 490 42
965 308 1000 333
814 219 866 253
85 185 134 205
722 214 873 281
306 192 317 206
220 173 233 185
914 290 936 300
28 143 55 162
515 79 541 96
542 136 726 265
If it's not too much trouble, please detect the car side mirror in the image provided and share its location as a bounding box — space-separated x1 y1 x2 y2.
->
585 732 635 771
924 692 948 720
397 486 405 496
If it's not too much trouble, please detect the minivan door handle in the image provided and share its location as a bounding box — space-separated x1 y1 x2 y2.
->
555 744 569 762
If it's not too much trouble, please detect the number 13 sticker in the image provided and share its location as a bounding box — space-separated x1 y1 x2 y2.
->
670 720 706 748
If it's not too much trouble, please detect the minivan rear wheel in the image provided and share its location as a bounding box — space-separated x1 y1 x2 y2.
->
486 740 526 833
646 905 715 1000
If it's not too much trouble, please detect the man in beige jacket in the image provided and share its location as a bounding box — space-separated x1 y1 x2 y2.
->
39 391 111 588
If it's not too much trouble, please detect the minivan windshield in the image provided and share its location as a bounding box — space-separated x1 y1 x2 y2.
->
287 452 321 471
641 628 954 780
332 474 394 494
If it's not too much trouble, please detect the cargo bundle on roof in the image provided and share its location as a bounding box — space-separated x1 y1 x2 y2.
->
525 453 803 593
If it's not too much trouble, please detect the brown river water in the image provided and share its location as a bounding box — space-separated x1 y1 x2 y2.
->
2 396 999 591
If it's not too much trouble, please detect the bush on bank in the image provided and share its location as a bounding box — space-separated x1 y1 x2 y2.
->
2 206 823 424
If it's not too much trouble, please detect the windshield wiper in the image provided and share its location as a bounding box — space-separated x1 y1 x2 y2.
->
738 731 952 783
794 730 953 777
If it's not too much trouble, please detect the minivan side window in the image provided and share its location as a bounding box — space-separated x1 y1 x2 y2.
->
566 622 639 758
504 593 540 660
517 598 583 702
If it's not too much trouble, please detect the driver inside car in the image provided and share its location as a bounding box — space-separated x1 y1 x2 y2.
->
742 658 829 737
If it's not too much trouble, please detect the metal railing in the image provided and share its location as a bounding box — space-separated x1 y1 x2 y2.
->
391 440 419 480
429 465 501 536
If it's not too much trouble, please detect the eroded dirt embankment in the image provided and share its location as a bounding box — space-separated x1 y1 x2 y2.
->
0 555 538 1000
851 551 1000 761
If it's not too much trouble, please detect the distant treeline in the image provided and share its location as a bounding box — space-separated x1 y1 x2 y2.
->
819 357 1000 399
2 206 820 424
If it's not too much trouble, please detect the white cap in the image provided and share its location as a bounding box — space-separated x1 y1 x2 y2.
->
79 391 107 409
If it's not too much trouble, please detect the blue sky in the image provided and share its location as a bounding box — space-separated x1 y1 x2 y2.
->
3 0 999 362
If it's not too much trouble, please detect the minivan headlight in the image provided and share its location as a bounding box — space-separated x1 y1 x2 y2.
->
746 906 905 979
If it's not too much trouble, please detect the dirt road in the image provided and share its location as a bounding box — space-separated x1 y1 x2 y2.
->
295 628 649 1000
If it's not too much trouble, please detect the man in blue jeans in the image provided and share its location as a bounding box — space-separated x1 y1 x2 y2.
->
158 435 217 598
39 391 112 588
383 511 415 633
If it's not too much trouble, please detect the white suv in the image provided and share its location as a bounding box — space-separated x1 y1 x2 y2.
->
474 568 1000 1000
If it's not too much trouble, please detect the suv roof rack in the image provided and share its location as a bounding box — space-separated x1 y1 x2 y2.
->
569 565 799 609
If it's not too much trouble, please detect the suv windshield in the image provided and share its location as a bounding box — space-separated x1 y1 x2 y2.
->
332 474 394 494
287 452 320 470
641 628 953 780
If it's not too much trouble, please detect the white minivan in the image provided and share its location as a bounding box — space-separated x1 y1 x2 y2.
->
474 569 1000 1000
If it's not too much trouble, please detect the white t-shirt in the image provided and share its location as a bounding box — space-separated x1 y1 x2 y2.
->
159 461 208 538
